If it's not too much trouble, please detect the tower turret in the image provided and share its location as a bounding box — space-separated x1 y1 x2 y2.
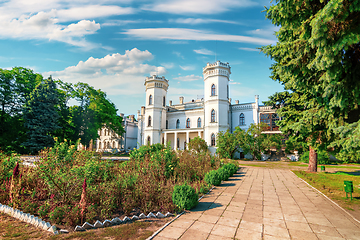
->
203 61 231 152
143 75 169 145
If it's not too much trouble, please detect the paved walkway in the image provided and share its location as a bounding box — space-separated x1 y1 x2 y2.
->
154 167 360 240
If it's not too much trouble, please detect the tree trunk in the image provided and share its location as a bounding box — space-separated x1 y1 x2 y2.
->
308 146 317 172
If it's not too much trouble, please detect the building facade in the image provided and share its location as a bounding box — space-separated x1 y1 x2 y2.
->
137 61 280 154
96 114 138 152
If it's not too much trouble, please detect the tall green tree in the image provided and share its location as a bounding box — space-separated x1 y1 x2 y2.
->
0 67 42 153
262 0 360 169
23 77 60 154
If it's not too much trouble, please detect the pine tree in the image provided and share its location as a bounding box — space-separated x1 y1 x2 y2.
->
23 77 60 154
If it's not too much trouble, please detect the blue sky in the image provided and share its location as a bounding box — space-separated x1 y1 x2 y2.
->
0 0 284 115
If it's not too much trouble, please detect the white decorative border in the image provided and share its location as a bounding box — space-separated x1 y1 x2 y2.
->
0 203 58 234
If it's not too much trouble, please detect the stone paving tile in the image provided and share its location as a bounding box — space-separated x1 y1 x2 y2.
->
217 216 241 228
263 234 290 240
288 229 318 240
210 224 237 238
235 228 263 240
222 210 243 219
197 213 220 224
179 229 208 240
187 221 214 233
169 218 194 229
263 217 286 229
263 225 291 239
238 220 263 233
157 226 186 239
207 234 234 240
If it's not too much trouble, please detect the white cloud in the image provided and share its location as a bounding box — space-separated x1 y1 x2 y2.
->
142 0 257 14
123 28 275 45
173 51 185 59
238 47 259 52
194 48 214 55
0 0 135 49
173 74 202 81
247 26 279 38
180 65 195 71
161 63 175 69
170 18 241 25
102 19 164 26
44 48 167 95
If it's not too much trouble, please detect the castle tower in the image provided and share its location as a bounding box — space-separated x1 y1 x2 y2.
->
143 75 169 145
203 61 231 152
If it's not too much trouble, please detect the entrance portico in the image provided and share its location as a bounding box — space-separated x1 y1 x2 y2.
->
163 128 203 150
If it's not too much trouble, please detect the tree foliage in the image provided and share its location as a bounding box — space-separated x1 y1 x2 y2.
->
188 136 208 154
23 77 60 153
261 0 360 163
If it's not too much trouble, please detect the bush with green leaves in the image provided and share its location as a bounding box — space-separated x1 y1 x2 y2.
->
0 153 18 182
223 163 238 175
172 183 198 210
217 167 231 181
204 170 222 186
300 151 331 165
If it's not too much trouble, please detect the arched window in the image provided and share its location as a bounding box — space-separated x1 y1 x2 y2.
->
197 117 201 128
149 95 153 105
177 138 180 148
163 96 166 107
147 136 151 145
211 84 216 96
211 109 215 122
239 113 245 125
186 118 190 128
166 120 168 129
176 119 180 129
211 133 216 146
148 116 152 126
107 142 111 149
112 141 116 148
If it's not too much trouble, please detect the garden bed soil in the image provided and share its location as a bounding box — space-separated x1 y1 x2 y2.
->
0 211 175 240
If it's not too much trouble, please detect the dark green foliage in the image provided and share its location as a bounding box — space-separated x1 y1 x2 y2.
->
300 151 331 165
23 77 60 154
172 183 198 210
216 130 239 159
204 170 222 186
262 0 360 162
37 203 51 218
49 206 66 224
0 153 18 182
223 163 238 175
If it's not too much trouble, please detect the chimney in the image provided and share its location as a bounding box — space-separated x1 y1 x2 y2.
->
141 106 145 115
129 114 135 122
179 96 184 104
235 100 239 104
169 100 172 106
255 95 259 107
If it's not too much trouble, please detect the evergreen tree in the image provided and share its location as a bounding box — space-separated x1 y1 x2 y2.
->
262 0 360 169
23 77 60 153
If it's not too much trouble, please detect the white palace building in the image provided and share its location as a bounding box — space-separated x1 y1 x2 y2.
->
135 61 280 155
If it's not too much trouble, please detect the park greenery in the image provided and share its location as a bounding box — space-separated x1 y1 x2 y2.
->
216 123 283 160
0 67 124 154
0 139 237 227
261 0 360 169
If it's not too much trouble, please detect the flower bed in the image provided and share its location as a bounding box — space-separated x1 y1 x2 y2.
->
0 140 234 230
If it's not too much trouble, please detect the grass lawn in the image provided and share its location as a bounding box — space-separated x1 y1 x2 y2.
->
0 212 173 240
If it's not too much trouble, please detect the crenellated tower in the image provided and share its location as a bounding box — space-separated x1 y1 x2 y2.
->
143 75 169 145
203 61 231 152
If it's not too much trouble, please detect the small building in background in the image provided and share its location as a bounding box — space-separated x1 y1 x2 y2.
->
96 114 138 153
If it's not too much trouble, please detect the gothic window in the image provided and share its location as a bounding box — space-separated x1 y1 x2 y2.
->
211 133 216 146
147 136 151 145
163 96 166 107
186 118 190 128
177 138 180 148
211 84 216 96
239 113 245 125
197 117 201 128
166 120 168 129
149 94 153 105
211 109 215 122
107 142 111 149
112 141 115 148
148 116 152 127
176 119 180 129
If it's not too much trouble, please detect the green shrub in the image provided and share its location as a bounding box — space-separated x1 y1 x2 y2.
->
0 153 18 182
223 163 238 175
217 167 230 181
38 203 51 218
204 170 221 186
172 183 198 210
300 151 331 164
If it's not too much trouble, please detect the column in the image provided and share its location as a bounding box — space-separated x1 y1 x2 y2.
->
186 131 190 149
164 132 167 146
198 131 201 138
174 132 178 150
